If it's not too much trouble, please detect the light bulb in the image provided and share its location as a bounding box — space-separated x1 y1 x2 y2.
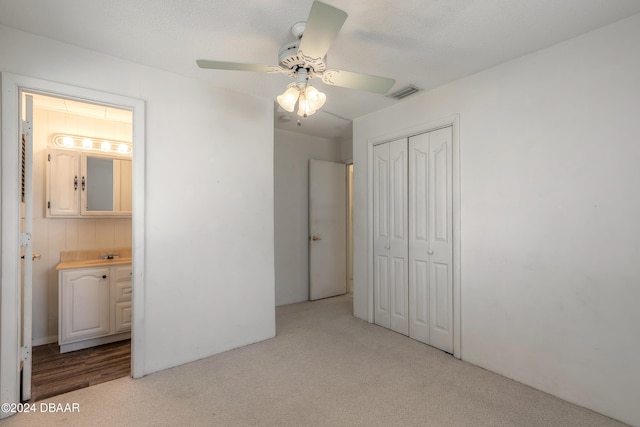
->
118 144 129 153
101 141 111 151
297 94 317 117
82 138 93 149
277 85 300 113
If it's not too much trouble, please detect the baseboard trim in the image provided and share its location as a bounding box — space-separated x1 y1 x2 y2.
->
32 335 57 346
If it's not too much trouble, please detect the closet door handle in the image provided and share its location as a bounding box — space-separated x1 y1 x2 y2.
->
427 250 434 255
74 175 78 190
82 176 85 191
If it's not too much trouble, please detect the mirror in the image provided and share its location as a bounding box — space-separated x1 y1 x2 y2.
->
83 155 132 215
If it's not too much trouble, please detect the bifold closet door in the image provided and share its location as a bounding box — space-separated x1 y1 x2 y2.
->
373 139 409 335
408 127 453 353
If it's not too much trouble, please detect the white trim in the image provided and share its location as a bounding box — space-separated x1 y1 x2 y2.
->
1 73 146 416
31 335 58 346
1 73 22 417
365 115 462 359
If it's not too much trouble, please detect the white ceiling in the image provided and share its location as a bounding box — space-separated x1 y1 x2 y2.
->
2 0 640 141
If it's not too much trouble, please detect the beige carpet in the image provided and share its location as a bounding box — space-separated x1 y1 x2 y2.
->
3 295 626 426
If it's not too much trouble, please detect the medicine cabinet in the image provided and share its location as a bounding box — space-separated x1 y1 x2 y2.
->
46 148 132 217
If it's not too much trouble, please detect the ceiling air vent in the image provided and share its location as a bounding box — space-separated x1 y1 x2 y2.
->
388 84 422 100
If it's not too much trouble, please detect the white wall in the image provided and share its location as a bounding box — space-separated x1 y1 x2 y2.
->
352 14 640 426
273 129 343 305
1 25 276 375
31 107 133 344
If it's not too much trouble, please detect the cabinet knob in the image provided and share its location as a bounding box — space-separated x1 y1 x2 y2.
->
102 275 107 279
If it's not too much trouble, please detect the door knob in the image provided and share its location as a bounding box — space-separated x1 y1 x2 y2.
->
311 235 322 241
32 253 42 260
428 250 434 255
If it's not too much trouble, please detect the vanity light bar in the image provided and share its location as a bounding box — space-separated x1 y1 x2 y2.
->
53 134 132 155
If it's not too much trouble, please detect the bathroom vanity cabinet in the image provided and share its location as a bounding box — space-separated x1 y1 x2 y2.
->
58 262 132 353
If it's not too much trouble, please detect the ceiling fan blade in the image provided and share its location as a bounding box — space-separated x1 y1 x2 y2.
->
196 60 282 73
298 1 347 61
322 70 396 94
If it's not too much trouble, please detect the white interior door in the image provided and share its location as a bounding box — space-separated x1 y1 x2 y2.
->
408 133 430 344
309 160 347 300
20 94 34 401
373 143 391 327
388 140 409 334
425 127 453 352
373 127 453 353
373 139 409 335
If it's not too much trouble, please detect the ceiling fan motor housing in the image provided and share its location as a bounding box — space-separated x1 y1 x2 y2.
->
278 37 326 78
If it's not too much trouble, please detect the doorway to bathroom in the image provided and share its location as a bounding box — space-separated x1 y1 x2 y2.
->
0 73 146 407
25 91 134 401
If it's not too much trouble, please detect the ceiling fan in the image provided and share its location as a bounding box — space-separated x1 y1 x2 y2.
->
196 1 395 117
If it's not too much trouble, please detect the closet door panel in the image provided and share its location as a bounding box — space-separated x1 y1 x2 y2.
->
374 254 390 327
373 143 391 328
428 127 453 353
410 259 429 342
388 139 409 335
390 256 408 334
408 133 430 343
431 261 451 334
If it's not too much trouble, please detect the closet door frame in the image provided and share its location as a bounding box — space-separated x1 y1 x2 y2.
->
366 115 461 359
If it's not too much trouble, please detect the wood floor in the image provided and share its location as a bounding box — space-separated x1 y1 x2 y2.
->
29 340 130 402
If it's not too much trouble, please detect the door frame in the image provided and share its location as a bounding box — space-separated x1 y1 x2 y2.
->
0 73 146 412
365 115 461 358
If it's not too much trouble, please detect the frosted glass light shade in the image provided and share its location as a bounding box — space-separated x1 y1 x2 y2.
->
277 85 299 113
304 86 326 111
297 100 314 116
277 83 326 117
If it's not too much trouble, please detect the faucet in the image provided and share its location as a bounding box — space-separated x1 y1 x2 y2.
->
101 252 119 260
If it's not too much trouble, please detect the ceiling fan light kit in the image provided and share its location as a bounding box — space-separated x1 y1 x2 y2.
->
276 68 326 117
197 1 395 118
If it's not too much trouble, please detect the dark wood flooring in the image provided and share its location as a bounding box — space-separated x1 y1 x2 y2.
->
30 340 130 402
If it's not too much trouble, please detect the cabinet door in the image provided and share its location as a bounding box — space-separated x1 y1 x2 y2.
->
47 149 80 217
113 265 132 302
114 302 132 333
60 267 110 343
112 265 132 332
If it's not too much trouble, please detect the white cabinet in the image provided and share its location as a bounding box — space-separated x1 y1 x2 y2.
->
47 149 81 216
59 267 110 343
46 148 132 218
112 266 133 333
59 263 132 352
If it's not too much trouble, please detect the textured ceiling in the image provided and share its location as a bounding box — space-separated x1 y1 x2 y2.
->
2 0 640 141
